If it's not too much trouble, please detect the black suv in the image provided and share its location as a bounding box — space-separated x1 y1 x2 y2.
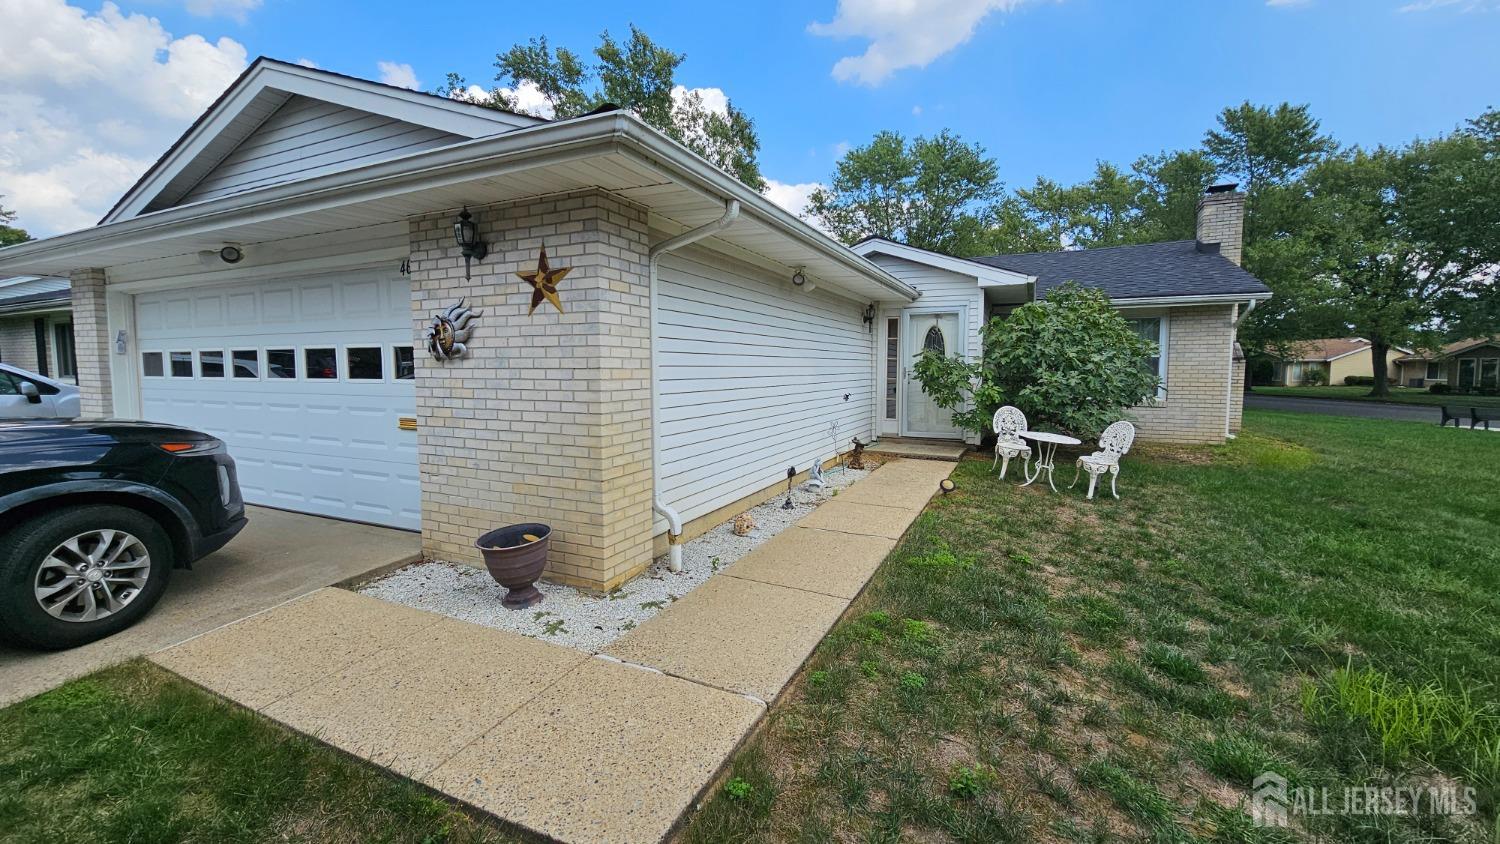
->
0 421 248 650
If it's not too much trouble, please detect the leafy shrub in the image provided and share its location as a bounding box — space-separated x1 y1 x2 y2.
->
1429 382 1451 394
911 283 1160 439
1343 375 1396 386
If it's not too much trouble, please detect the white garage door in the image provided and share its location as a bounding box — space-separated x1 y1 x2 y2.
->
134 268 420 529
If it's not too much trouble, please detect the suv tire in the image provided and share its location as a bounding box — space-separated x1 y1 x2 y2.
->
0 505 174 650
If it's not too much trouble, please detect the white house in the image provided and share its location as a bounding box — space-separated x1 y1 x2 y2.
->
0 59 1266 592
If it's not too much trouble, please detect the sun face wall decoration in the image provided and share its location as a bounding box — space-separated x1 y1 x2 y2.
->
516 244 572 316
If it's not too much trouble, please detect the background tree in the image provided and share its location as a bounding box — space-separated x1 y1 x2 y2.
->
912 284 1160 438
440 27 765 189
0 198 29 247
806 130 1006 255
1302 111 1500 396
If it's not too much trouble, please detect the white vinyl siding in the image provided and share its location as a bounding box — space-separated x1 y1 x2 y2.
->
655 249 875 527
865 254 984 367
181 95 466 203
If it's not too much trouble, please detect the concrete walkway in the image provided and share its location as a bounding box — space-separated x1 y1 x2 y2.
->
149 458 957 844
0 506 419 708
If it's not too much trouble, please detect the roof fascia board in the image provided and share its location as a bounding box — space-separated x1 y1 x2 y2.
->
103 60 544 224
1110 292 1273 308
852 238 1034 287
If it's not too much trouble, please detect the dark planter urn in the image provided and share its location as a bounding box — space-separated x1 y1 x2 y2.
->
475 523 550 609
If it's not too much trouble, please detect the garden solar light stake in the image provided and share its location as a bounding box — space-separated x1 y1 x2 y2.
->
783 466 796 509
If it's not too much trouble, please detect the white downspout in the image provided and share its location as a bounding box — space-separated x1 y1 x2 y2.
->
649 199 741 572
1225 299 1258 439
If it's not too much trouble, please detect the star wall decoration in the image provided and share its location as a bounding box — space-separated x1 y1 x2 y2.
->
516 245 571 316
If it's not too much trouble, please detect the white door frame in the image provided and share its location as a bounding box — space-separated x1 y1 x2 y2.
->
898 304 967 439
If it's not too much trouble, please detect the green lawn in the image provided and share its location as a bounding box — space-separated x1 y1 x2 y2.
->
1253 384 1500 407
0 661 525 844
685 410 1500 843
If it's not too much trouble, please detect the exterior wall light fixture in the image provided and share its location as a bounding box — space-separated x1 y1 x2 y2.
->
453 207 488 280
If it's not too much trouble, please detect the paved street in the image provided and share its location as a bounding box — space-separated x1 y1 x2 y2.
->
1246 393 1442 424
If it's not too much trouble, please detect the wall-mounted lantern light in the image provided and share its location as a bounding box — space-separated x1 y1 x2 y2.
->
863 303 876 331
453 207 488 280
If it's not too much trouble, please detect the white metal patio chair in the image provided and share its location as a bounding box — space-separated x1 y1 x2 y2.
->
1070 420 1136 500
991 405 1032 480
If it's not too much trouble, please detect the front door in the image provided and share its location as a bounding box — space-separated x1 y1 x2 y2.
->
901 309 964 438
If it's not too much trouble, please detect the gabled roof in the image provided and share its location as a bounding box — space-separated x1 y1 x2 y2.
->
1399 335 1500 361
102 57 544 224
1283 338 1401 362
851 237 1034 288
974 240 1272 303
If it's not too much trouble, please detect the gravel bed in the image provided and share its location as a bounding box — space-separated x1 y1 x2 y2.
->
360 463 871 653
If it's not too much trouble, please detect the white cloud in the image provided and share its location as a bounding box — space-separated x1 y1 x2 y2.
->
377 60 419 90
672 84 729 117
504 80 557 118
809 0 1034 85
763 179 826 225
1265 0 1311 6
182 0 261 22
912 104 923 115
832 140 852 158
295 57 319 69
0 0 248 235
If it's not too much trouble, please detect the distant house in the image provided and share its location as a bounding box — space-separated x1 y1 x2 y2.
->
1266 338 1412 387
0 276 75 383
1394 336 1500 390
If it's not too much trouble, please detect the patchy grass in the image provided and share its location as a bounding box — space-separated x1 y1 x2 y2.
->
681 410 1500 843
1253 384 1500 407
0 661 522 844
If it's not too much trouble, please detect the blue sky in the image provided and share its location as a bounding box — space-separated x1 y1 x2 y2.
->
3 0 1498 235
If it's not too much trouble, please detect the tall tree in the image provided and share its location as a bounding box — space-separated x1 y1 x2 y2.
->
0 198 29 247
807 130 1006 256
1204 102 1339 363
1302 111 1500 396
440 27 765 189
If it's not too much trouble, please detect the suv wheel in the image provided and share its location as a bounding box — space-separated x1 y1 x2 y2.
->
0 505 173 650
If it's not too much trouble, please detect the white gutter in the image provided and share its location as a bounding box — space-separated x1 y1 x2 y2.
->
1225 298 1259 439
648 198 741 572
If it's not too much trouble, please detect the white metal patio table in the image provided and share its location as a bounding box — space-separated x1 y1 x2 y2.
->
1019 431 1082 492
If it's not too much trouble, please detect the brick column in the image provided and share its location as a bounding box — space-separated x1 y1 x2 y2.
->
69 268 113 420
408 190 655 592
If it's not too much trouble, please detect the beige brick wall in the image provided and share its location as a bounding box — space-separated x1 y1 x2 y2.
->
0 317 42 371
1195 191 1245 266
407 190 654 592
69 269 112 419
1131 304 1236 444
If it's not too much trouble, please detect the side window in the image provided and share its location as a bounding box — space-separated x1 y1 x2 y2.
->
141 352 164 377
0 371 18 395
393 346 415 380
305 348 337 379
347 347 383 380
232 350 259 378
199 350 225 378
267 349 296 379
169 351 194 377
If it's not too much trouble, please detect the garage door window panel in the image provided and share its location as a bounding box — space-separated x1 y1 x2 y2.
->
232 350 259 378
267 349 297 379
169 352 194 378
199 350 225 378
305 347 338 380
393 346 414 380
346 346 384 380
141 352 164 378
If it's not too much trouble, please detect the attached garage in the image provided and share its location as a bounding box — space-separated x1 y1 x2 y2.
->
132 268 420 529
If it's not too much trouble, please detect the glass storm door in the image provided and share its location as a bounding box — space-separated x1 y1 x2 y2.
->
902 310 963 438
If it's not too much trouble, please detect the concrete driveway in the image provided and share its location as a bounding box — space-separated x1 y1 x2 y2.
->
0 506 420 708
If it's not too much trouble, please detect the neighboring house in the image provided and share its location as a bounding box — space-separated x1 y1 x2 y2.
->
1267 338 1412 387
853 184 1272 446
0 58 1262 592
1394 336 1500 390
0 276 75 383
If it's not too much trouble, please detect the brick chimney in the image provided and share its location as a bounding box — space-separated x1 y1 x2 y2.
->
1195 183 1245 266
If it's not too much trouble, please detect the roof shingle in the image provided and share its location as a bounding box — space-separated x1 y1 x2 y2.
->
973 240 1271 300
